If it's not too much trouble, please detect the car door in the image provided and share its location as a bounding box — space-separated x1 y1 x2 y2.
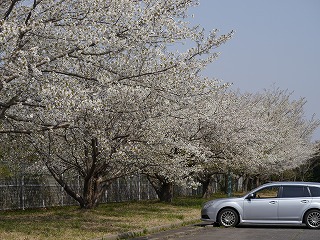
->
243 186 280 221
278 185 311 221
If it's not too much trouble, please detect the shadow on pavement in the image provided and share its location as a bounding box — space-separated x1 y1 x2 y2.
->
237 224 307 229
195 221 307 230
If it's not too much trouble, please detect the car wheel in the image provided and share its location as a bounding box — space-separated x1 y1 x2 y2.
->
305 210 320 229
218 208 239 227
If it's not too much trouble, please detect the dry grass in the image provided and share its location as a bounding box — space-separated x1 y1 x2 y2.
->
0 197 210 240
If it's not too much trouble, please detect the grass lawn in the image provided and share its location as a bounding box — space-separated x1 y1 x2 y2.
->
0 195 226 240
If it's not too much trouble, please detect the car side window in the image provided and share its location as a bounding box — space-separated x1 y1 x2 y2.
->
253 186 280 198
309 187 320 197
281 186 310 198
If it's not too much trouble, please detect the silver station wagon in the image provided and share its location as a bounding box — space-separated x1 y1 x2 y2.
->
201 182 320 229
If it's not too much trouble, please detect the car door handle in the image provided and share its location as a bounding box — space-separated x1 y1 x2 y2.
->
269 201 277 204
301 200 309 204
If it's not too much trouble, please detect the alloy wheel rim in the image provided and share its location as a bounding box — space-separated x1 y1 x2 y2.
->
221 211 236 227
307 211 320 228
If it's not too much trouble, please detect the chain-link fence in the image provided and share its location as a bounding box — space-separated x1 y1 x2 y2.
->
0 175 78 210
0 174 202 210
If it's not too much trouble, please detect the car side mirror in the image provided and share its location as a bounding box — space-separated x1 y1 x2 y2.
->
246 193 255 200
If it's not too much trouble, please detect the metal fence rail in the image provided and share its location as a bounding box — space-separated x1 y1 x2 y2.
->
0 174 201 210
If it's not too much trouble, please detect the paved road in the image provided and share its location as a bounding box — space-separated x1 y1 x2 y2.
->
131 223 319 240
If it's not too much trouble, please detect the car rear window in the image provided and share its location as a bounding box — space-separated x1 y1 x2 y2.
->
309 187 320 197
282 186 310 198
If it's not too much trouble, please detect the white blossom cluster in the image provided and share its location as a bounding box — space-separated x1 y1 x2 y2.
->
192 88 319 184
0 0 318 206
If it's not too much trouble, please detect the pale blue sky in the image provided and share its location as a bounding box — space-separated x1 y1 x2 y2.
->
189 0 320 141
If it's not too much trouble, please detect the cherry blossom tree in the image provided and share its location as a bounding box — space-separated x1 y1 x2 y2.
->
245 89 319 180
192 89 319 196
4 0 316 206
136 78 225 202
1 0 233 207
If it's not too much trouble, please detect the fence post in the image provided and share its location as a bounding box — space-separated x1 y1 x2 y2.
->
117 178 120 202
61 174 64 205
42 181 45 208
21 175 25 210
227 171 232 197
138 174 141 201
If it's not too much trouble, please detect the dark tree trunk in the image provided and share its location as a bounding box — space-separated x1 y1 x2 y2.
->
44 138 107 209
254 175 260 188
157 182 174 202
200 178 214 198
147 175 174 202
80 138 105 209
81 176 105 209
46 166 85 206
243 175 249 192
47 165 106 209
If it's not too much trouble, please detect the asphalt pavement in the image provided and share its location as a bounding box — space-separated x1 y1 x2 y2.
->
130 223 319 240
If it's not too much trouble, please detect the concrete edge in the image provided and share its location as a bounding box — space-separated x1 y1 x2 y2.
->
92 218 201 240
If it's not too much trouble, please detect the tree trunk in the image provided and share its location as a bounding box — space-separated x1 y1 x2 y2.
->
81 175 105 209
157 181 174 202
45 137 106 209
201 179 215 198
147 176 174 202
47 166 105 209
80 138 105 209
255 176 260 188
243 175 249 192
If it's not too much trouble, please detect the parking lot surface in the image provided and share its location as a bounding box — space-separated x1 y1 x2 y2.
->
131 223 319 240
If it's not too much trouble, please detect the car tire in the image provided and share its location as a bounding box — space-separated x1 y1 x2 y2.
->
305 209 320 229
218 208 239 227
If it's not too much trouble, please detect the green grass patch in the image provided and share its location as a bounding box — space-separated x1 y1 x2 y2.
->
0 195 227 240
